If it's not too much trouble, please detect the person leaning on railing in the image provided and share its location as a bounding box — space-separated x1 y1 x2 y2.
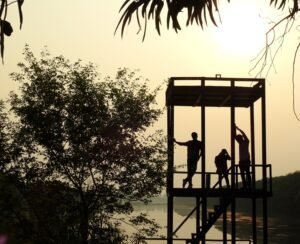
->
174 132 203 189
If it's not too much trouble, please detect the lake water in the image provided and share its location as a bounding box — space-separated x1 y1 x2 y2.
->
131 201 300 244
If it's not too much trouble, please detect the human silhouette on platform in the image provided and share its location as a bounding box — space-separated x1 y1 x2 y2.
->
235 125 252 189
215 149 231 188
174 132 203 188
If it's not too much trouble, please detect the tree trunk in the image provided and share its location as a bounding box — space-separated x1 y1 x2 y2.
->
80 210 89 244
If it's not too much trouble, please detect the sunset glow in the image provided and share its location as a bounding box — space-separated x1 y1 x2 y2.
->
214 2 268 57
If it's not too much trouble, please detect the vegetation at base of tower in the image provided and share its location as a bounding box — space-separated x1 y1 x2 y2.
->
0 46 166 243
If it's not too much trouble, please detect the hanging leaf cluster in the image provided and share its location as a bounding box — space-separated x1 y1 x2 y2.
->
270 0 299 12
116 0 300 40
116 0 222 40
0 0 24 61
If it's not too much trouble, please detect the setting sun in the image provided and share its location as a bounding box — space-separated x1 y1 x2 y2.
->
213 1 268 57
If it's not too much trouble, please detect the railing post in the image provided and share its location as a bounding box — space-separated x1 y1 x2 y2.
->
250 105 257 243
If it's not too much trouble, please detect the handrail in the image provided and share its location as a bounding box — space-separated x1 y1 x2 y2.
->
173 164 272 192
174 164 270 174
169 164 272 241
211 165 234 189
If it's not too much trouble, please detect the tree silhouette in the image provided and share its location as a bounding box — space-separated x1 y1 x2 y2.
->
6 46 166 243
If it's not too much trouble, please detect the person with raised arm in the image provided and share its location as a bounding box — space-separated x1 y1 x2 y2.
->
235 125 252 189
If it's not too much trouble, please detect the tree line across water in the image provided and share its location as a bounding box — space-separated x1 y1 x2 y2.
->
172 171 300 218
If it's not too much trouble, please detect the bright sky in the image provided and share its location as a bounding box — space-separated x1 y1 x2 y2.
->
0 0 300 178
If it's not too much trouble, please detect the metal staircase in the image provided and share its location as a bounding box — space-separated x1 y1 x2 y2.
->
188 194 233 243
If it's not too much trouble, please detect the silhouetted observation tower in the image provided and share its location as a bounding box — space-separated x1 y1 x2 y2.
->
165 76 272 244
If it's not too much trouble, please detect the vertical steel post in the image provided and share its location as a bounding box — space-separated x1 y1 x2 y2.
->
196 196 200 239
261 80 268 244
230 80 236 244
167 79 174 244
250 104 256 187
201 79 207 244
223 211 227 244
250 104 257 244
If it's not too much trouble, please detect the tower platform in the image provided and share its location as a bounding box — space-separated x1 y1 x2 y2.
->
170 187 272 198
166 76 264 108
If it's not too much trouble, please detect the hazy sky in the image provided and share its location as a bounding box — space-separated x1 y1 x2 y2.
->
1 0 299 178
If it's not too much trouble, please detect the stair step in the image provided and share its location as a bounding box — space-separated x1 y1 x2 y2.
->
208 211 215 220
189 195 234 243
214 205 220 212
220 197 230 207
220 197 227 204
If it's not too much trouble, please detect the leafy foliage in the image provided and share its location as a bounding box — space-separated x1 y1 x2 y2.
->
0 0 24 60
0 175 82 243
0 101 12 171
116 0 221 40
1 1 300 61
116 0 300 40
3 46 167 243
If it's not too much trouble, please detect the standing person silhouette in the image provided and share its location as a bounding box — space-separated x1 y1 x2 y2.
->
174 132 203 188
215 149 231 188
235 125 252 189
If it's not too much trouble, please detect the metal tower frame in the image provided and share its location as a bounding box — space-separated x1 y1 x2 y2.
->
166 76 272 244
